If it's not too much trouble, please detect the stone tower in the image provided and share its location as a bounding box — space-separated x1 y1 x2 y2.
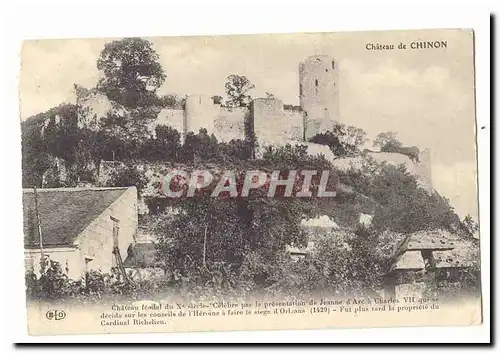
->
299 55 340 140
184 94 216 136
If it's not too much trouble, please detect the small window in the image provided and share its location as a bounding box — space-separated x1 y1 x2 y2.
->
332 61 335 69
315 79 318 87
84 257 93 273
299 83 303 96
111 216 120 248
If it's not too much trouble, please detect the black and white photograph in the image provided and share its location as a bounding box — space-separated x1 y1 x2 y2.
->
18 29 482 335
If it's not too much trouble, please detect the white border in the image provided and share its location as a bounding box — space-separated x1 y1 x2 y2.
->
1 0 492 345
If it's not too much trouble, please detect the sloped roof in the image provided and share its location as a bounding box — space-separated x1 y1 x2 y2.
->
391 250 474 271
405 229 456 251
389 229 479 272
23 187 129 249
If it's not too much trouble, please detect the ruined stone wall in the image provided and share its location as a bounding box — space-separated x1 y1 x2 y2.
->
155 97 305 145
213 107 248 142
283 109 305 141
299 55 340 140
75 88 127 130
155 108 185 138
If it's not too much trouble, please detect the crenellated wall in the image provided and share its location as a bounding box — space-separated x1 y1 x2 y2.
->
153 97 306 146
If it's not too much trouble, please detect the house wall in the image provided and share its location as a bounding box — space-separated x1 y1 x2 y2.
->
76 187 138 274
25 247 82 280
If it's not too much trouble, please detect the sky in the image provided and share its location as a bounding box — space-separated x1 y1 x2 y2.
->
19 29 478 219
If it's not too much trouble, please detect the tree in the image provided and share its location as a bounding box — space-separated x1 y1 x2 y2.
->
334 158 461 234
462 214 479 235
105 165 148 194
182 128 220 162
218 139 253 161
265 92 277 99
159 94 186 109
21 103 102 187
309 131 344 156
211 95 223 105
267 226 396 298
139 125 182 161
343 125 368 154
97 38 166 108
309 122 367 157
373 132 403 152
21 117 52 187
224 75 255 108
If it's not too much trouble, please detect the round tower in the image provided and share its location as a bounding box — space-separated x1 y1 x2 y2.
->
299 55 340 140
184 94 216 135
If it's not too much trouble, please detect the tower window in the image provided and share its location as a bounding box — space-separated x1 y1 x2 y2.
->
332 61 335 69
315 79 318 87
299 83 303 96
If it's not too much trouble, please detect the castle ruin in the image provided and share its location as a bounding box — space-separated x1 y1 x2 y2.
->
154 55 341 146
71 54 432 188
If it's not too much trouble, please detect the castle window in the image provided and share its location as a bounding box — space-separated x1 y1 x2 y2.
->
315 79 318 87
332 61 335 69
299 84 303 96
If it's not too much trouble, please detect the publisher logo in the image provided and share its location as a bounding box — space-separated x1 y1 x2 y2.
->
46 309 66 321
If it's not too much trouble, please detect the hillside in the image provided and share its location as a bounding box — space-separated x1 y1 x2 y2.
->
21 87 479 301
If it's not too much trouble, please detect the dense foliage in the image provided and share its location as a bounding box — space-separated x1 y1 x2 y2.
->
224 74 255 108
96 37 166 108
22 37 480 303
309 122 368 157
373 131 403 152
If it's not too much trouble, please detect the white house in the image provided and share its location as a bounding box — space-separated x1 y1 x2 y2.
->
23 187 138 280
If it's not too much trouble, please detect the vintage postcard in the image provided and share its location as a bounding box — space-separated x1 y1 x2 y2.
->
20 29 481 336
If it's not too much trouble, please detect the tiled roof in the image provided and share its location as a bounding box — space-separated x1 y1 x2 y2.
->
390 229 479 271
405 229 456 251
23 187 129 248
